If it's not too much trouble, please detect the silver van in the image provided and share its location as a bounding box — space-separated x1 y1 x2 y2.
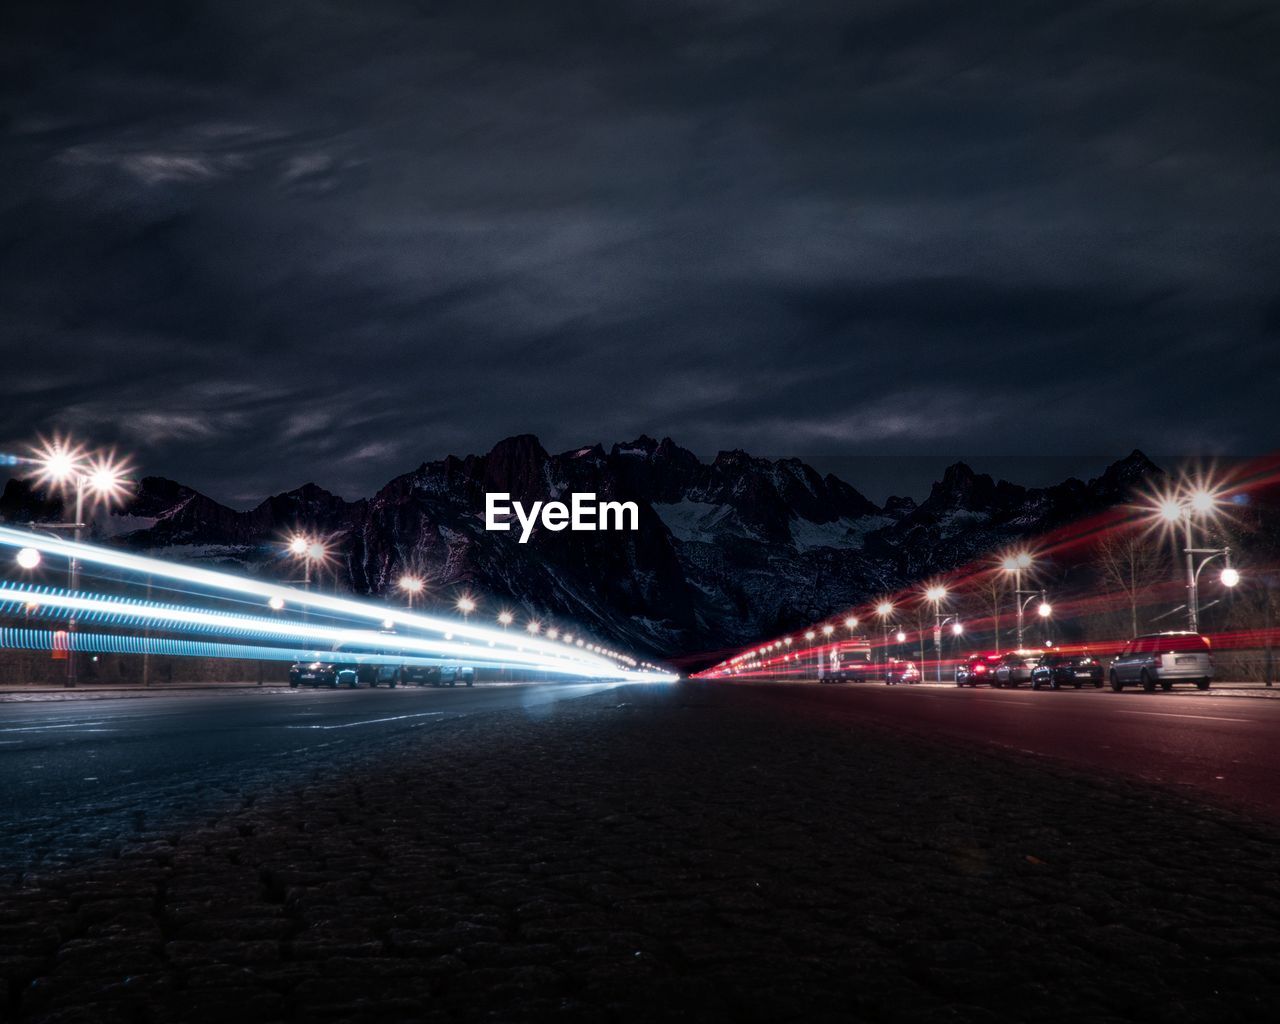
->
1109 632 1213 692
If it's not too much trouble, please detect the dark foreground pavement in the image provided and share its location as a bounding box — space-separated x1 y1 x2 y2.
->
3 681 1280 1023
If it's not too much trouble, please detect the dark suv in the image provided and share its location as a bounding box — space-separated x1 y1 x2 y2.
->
1030 653 1104 690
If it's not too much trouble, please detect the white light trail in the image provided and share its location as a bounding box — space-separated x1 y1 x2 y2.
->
0 526 631 674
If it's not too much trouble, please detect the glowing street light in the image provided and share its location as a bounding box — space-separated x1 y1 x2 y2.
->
1146 481 1234 632
497 610 513 628
875 600 896 679
844 616 858 631
456 595 476 619
526 619 541 635
821 624 834 637
895 630 907 644
397 573 425 609
950 621 964 636
15 547 41 570
1038 601 1053 618
999 550 1039 648
268 595 285 612
923 584 949 682
804 630 816 642
285 533 328 591
24 434 134 688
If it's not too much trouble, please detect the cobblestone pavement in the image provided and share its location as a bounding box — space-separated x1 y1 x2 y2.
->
2 681 1278 1022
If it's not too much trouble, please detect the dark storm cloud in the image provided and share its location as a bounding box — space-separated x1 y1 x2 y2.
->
2 0 1279 503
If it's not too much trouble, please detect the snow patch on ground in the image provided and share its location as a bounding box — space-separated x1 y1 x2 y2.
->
653 501 737 542
788 515 893 551
103 515 159 536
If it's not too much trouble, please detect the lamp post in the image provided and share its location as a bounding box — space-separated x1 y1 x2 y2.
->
1000 551 1035 649
22 438 132 687
397 573 424 610
1154 488 1239 633
286 534 328 592
875 601 894 681
456 595 476 621
924 585 948 683
1015 590 1052 646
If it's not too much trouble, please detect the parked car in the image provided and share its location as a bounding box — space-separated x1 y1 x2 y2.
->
399 665 476 687
400 665 439 686
1109 632 1213 692
289 660 361 688
955 652 1002 687
438 666 475 688
884 658 920 685
992 650 1043 689
1030 653 1104 690
372 665 402 688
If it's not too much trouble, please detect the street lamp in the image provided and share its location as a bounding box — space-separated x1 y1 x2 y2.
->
15 547 41 570
397 573 425 609
875 600 895 679
285 533 328 591
525 619 541 635
1148 483 1237 632
24 435 133 687
268 595 285 612
924 584 948 683
999 550 1038 648
456 595 476 620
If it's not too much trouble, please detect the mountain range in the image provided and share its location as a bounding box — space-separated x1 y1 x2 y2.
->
0 437 1164 667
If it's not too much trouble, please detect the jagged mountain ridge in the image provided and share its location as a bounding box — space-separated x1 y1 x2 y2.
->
0 438 1164 665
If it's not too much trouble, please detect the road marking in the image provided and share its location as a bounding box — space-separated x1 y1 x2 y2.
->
286 711 447 730
1114 710 1251 723
0 721 108 733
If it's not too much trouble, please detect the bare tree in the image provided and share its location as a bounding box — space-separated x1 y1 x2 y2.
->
1095 530 1166 637
974 575 1005 651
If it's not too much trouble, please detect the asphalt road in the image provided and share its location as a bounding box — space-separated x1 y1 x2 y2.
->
0 681 626 869
748 680 1280 817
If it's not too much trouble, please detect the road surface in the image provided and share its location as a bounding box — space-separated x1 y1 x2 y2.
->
745 680 1280 816
0 681 625 869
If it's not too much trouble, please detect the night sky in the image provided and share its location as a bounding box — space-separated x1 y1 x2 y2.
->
3 1 1278 506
